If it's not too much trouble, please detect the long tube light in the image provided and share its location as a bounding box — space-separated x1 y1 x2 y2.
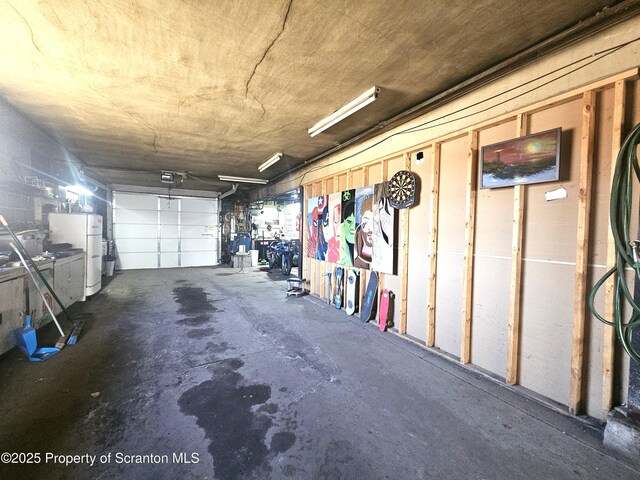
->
218 175 268 185
308 86 380 137
258 152 283 172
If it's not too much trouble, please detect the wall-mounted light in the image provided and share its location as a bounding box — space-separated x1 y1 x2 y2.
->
258 152 283 172
308 86 380 137
218 175 269 185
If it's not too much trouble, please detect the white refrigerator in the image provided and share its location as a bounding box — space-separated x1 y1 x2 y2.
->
48 213 103 300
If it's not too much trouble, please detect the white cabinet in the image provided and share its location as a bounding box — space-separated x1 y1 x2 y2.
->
53 254 85 308
49 213 103 300
0 274 25 355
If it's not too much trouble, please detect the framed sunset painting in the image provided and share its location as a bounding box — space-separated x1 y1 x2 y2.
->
480 128 561 189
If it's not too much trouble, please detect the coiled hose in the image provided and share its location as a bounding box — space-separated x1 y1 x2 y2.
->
589 122 640 363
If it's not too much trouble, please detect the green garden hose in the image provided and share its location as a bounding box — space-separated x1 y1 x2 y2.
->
589 122 640 363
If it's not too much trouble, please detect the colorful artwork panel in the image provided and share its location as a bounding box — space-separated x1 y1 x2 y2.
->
340 189 356 266
315 195 328 260
371 182 396 274
307 196 319 259
354 186 374 269
325 192 341 263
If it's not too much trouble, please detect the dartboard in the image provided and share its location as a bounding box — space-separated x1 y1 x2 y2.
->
388 170 416 209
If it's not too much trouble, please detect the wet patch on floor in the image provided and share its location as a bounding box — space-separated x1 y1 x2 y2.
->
173 286 217 316
176 314 211 327
179 358 272 479
187 327 216 339
258 403 279 414
270 431 296 453
205 341 232 353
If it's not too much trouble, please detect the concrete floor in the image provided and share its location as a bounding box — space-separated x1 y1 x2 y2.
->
1 266 639 480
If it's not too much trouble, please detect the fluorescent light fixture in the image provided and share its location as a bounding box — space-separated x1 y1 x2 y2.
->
308 86 380 137
258 152 283 172
66 184 94 196
218 175 269 185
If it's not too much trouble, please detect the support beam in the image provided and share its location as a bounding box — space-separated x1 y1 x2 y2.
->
506 114 528 385
361 166 369 319
399 153 411 335
569 90 597 415
602 80 626 417
303 185 310 291
427 143 441 347
461 131 478 364
320 179 327 300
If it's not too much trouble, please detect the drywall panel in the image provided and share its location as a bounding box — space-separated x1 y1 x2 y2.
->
467 122 518 375
584 265 607 418
518 99 582 406
519 261 574 404
470 256 510 376
524 99 582 262
434 137 467 356
406 147 431 341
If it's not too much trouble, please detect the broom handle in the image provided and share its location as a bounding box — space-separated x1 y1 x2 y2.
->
11 243 65 337
0 215 73 323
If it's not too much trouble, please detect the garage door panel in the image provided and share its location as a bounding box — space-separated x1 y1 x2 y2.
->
117 252 157 269
115 193 158 210
116 238 157 253
115 209 157 225
181 225 212 238
181 237 215 252
161 253 179 268
181 198 217 213
160 211 178 224
160 228 179 239
182 251 216 266
181 212 216 226
114 224 157 239
161 239 179 251
114 192 219 270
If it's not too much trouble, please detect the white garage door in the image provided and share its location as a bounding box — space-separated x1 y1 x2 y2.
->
113 192 219 270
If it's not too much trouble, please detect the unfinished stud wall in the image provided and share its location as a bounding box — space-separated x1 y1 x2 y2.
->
292 11 640 423
406 147 431 342
471 121 517 376
433 137 467 358
300 66 640 421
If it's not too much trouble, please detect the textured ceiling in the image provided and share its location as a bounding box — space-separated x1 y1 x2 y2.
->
0 0 630 192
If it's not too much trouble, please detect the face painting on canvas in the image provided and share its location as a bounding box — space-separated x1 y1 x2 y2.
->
307 196 319 259
354 186 374 269
340 189 355 266
371 182 396 274
324 192 341 263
